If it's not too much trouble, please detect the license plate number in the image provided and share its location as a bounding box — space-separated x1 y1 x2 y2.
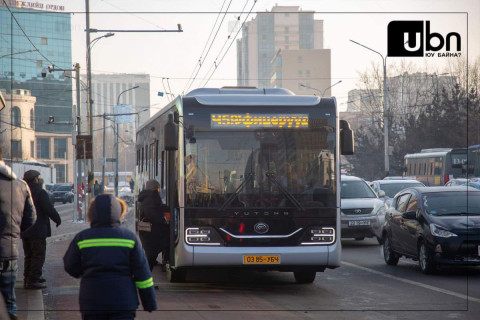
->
243 255 280 264
348 220 370 226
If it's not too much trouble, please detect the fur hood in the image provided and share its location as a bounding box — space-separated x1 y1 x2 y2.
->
0 160 17 180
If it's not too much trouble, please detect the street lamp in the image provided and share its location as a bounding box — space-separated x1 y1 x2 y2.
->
299 81 342 97
350 39 389 177
322 80 342 97
114 85 139 196
86 32 115 187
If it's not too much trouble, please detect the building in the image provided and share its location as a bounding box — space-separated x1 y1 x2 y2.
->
0 2 74 182
80 73 151 178
0 88 73 182
237 5 330 94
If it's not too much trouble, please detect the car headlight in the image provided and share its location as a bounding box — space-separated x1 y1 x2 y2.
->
375 205 387 216
429 223 457 238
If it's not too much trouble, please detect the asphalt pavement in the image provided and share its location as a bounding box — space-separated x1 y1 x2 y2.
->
14 202 480 320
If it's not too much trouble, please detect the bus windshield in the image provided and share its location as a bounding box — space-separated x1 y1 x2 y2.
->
185 129 336 209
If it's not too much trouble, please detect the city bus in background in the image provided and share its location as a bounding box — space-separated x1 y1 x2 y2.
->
467 144 480 178
135 87 354 283
404 148 467 186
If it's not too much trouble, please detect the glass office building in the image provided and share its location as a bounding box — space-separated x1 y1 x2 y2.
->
0 4 72 133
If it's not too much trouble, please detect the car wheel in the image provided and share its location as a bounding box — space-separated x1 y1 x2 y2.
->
376 236 383 245
354 237 365 241
293 271 316 284
418 241 436 274
69 196 74 203
383 235 400 266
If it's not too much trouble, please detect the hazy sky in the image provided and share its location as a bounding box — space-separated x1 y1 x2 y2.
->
53 0 480 113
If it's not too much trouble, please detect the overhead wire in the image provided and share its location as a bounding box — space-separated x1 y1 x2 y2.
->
202 0 258 87
183 0 234 93
182 0 229 94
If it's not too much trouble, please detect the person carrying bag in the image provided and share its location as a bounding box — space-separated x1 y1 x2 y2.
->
137 180 170 272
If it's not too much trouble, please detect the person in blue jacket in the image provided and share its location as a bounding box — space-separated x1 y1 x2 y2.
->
63 194 157 319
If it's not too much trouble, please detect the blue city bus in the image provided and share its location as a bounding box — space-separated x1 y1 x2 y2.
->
135 87 354 283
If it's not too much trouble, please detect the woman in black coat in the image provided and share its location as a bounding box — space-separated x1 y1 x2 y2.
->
138 179 170 271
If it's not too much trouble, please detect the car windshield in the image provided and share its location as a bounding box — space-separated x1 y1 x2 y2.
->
422 192 480 215
56 186 71 192
379 182 424 198
340 180 376 199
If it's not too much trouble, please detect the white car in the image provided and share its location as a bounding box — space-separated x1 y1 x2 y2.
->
340 175 386 243
369 179 425 207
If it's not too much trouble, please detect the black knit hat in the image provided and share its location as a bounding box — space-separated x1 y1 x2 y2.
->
23 170 41 182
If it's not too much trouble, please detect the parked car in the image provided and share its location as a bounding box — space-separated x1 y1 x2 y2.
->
382 186 480 274
369 180 425 207
52 183 74 204
444 178 469 186
340 175 387 243
383 176 417 180
465 182 480 190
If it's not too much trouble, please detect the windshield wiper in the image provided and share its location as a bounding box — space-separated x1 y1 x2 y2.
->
265 172 305 211
218 172 254 211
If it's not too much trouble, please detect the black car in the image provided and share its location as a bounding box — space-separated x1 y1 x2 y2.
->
382 186 480 274
52 183 74 204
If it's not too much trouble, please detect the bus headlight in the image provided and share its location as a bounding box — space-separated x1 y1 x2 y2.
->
301 227 335 245
185 227 222 246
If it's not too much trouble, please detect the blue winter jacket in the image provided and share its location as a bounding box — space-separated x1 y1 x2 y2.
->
63 194 157 314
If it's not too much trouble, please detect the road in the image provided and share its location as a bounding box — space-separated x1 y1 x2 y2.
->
42 204 480 320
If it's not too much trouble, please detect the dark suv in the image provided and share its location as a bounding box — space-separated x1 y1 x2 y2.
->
52 184 74 204
382 186 480 273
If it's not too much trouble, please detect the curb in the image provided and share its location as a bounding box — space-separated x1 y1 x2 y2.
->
15 280 45 320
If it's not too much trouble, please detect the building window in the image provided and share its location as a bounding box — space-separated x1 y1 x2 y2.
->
55 164 66 183
306 70 311 77
30 109 34 128
298 70 303 78
54 138 67 159
36 60 43 68
12 140 22 159
41 37 48 45
12 107 21 127
285 26 289 33
285 36 289 44
298 56 303 63
37 138 50 159
30 141 34 158
285 13 290 17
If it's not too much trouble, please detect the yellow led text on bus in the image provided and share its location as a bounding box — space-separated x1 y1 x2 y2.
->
211 113 309 129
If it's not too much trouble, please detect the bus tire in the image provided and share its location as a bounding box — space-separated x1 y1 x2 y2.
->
293 271 316 284
167 267 187 283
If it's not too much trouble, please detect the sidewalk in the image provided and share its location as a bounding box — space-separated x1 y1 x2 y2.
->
16 280 44 320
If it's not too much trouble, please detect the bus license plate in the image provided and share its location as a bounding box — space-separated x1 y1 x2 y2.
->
349 220 370 226
243 255 280 264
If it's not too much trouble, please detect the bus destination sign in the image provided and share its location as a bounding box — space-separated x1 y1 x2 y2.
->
211 113 308 129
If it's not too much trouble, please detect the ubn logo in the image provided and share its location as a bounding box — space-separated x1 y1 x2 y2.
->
387 21 461 57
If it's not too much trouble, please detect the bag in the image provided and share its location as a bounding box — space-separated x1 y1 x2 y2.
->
138 219 152 232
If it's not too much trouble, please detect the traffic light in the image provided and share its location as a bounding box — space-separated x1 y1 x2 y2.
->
48 115 54 124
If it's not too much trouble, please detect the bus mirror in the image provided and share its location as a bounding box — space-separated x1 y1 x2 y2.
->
165 113 179 151
173 111 180 124
340 120 354 155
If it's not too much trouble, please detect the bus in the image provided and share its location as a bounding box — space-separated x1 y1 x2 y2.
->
404 148 467 186
135 87 354 283
467 144 480 178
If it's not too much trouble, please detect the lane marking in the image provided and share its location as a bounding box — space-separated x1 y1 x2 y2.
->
342 261 480 303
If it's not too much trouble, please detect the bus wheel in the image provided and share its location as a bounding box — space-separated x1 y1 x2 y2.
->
293 271 316 284
167 266 187 283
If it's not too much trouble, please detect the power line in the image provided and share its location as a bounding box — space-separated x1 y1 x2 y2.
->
182 0 228 93
202 0 258 87
184 0 234 93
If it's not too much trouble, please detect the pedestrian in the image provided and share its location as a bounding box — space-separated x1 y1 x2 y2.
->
137 179 170 271
129 178 134 193
93 180 100 196
63 194 157 319
0 148 36 320
22 170 62 289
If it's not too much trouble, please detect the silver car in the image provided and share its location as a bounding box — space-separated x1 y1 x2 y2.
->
369 179 425 207
341 175 386 243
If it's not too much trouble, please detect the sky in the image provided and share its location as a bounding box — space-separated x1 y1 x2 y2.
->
50 0 480 114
